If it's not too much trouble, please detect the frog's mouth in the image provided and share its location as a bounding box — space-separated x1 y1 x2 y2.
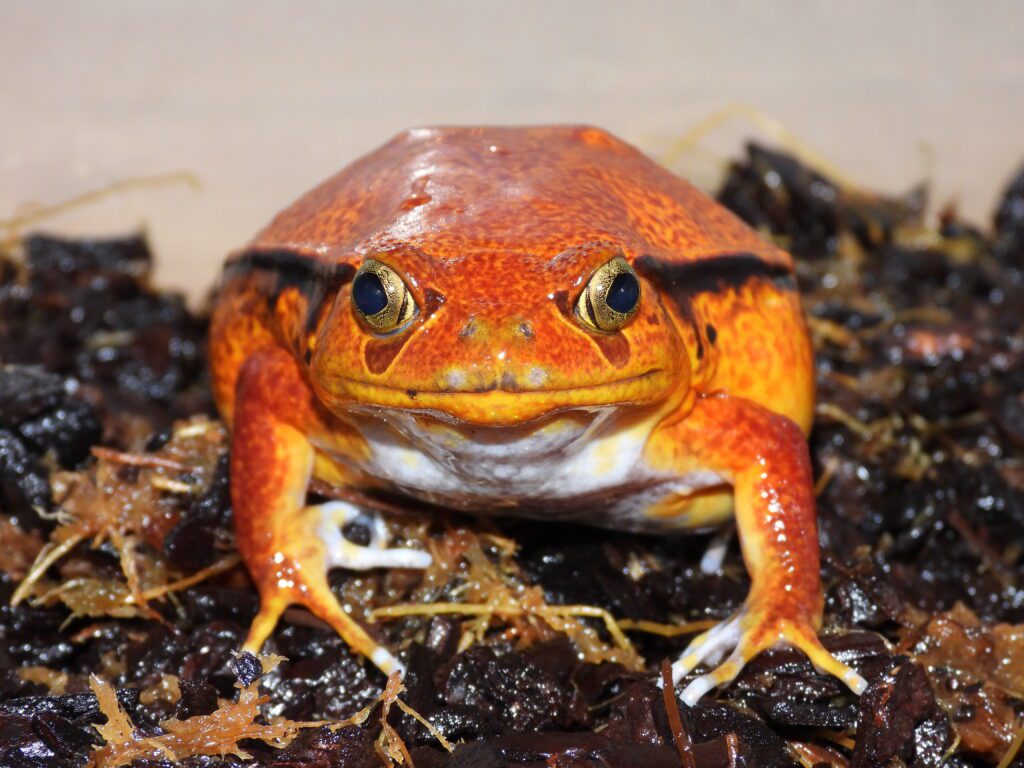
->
353 407 611 470
324 368 675 427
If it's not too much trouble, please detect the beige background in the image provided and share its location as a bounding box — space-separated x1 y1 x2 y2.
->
3 1 1023 300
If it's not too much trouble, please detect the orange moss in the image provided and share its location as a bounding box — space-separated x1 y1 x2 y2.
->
13 419 233 619
87 657 308 767
0 515 44 578
904 603 1024 762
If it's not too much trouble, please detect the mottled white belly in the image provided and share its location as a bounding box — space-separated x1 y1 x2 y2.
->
335 407 725 531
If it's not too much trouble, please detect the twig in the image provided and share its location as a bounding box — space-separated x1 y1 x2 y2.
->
660 659 696 768
91 446 194 473
997 723 1024 768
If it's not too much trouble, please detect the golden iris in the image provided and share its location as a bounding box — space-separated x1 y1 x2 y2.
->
352 259 417 332
575 256 641 333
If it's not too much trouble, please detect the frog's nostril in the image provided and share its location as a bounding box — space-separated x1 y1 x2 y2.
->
516 321 535 341
445 369 468 389
501 317 535 342
527 366 548 388
459 317 482 340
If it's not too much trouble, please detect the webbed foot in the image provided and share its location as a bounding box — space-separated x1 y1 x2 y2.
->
650 395 870 705
242 501 432 677
670 603 867 705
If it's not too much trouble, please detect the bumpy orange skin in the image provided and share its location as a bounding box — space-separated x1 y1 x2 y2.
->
209 125 864 698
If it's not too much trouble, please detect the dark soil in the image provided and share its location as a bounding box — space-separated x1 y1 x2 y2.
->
1 145 1023 767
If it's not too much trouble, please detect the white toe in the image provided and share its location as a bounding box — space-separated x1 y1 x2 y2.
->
700 525 733 574
671 613 743 685
366 512 391 549
314 503 432 572
313 500 363 525
329 542 432 570
679 645 745 706
372 646 406 677
679 673 717 706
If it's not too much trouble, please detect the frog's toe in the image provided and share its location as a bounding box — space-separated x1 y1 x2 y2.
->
671 611 868 705
672 611 773 706
328 540 433 570
785 622 869 696
243 595 288 656
679 645 748 705
241 554 407 678
699 525 734 574
316 501 390 548
671 614 742 684
314 501 433 571
236 499 419 678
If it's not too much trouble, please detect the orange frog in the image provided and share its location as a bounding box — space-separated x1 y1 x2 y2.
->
210 125 868 704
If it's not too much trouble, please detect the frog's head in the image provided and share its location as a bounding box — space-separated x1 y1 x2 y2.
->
257 125 788 426
311 238 685 425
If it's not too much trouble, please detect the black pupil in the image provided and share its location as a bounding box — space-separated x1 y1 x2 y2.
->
353 272 389 316
606 272 639 314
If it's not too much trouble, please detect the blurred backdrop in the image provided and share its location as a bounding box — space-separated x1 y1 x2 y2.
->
3 0 1023 299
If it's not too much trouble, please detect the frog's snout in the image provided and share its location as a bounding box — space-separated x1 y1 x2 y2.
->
440 363 550 393
440 314 546 392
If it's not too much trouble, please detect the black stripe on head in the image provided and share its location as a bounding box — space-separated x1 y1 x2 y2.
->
635 252 796 333
223 249 356 336
635 253 795 296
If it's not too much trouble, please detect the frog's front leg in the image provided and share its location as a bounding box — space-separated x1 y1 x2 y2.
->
649 393 868 705
230 345 430 676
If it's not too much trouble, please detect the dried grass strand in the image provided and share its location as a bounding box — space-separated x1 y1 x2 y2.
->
0 172 200 248
997 725 1024 768
661 103 857 188
10 532 85 605
371 601 635 651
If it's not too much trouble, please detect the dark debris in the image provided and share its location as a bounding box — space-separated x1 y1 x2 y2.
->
1 151 1024 766
0 366 101 528
0 234 212 439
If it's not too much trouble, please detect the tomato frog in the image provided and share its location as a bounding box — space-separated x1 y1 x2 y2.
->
210 125 868 704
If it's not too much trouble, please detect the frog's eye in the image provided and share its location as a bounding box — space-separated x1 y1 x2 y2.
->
575 256 640 333
351 259 417 332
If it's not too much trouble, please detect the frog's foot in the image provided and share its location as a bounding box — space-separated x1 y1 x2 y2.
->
230 347 434 678
241 501 431 678
670 607 868 706
315 501 433 571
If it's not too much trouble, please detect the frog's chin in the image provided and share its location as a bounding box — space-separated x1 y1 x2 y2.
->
324 369 679 427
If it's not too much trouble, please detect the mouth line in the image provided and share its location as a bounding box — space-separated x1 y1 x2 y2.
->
338 369 666 397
